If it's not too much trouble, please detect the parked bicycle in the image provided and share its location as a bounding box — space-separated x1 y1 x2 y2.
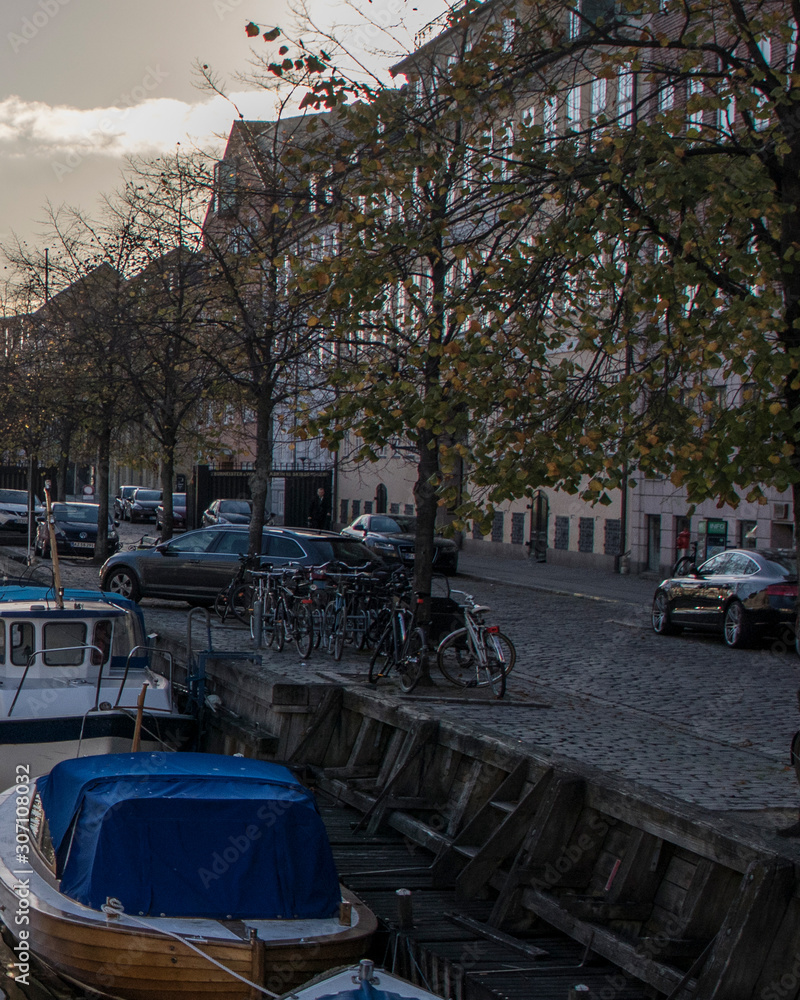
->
214 554 256 625
368 576 428 692
435 590 515 698
272 566 315 657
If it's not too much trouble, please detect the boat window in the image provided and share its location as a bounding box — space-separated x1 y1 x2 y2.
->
111 611 146 662
10 623 34 666
0 621 5 664
43 622 86 666
91 620 112 666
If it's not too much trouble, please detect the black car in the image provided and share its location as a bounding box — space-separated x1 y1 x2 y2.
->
651 548 797 648
113 485 142 521
34 502 120 558
156 493 187 533
99 525 382 604
341 513 459 574
124 488 163 523
202 499 253 526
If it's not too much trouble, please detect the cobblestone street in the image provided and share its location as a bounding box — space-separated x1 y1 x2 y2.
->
6 527 800 831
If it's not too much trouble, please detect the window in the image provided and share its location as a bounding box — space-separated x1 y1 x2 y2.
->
658 82 675 113
266 537 305 560
10 622 35 667
491 511 505 542
617 71 634 126
44 622 87 667
578 518 595 552
213 161 237 215
567 8 581 38
168 531 219 553
0 621 4 664
554 516 570 550
604 518 621 555
567 86 582 132
544 96 558 149
352 500 361 517
91 620 112 666
739 520 757 549
501 17 515 51
687 76 703 131
590 77 607 120
511 512 525 544
521 104 535 127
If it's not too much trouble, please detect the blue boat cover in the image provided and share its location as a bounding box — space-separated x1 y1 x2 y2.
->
37 752 341 919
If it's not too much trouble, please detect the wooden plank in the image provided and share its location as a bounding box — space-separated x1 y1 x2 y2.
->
444 757 484 837
519 883 691 995
455 774 552 900
603 829 667 906
444 912 548 959
694 859 796 1000
286 685 343 765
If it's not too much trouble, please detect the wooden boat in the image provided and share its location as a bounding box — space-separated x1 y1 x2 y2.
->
280 959 446 999
0 583 195 784
0 751 377 1000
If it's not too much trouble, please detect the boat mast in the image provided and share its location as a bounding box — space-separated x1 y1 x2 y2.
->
43 485 63 609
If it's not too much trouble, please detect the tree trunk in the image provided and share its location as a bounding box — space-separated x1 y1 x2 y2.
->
160 446 175 541
94 423 112 562
248 394 273 558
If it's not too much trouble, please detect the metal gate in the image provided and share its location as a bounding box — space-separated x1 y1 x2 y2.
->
189 465 333 530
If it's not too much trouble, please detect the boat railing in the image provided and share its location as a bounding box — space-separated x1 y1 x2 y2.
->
110 645 174 714
7 645 104 718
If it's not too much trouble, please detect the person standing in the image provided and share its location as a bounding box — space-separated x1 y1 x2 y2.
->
308 487 331 530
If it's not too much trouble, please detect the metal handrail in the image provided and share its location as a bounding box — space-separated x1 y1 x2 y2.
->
111 644 173 712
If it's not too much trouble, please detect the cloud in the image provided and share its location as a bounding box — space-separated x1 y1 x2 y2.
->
0 89 276 161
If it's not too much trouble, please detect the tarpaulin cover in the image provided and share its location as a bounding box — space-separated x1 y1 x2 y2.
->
37 752 340 919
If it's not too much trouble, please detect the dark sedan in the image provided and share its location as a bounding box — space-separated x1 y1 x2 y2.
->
156 493 187 533
341 513 459 574
651 548 797 648
99 525 382 604
124 488 163 523
34 502 119 558
202 499 253 526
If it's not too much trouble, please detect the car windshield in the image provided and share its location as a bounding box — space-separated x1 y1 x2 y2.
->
220 500 252 514
56 505 99 524
135 490 161 501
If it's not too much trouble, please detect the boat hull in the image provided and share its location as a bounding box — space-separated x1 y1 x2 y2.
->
4 887 376 1000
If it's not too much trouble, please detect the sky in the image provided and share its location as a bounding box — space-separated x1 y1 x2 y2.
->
0 0 443 255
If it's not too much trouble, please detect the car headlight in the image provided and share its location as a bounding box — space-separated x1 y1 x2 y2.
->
373 542 398 554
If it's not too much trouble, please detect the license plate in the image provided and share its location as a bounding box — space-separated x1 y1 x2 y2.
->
72 542 94 549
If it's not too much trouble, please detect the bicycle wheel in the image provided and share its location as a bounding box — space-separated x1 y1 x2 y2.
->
274 599 287 651
480 635 506 698
295 602 314 658
333 608 346 662
214 589 230 622
368 627 394 683
311 607 324 649
484 630 516 677
399 627 427 693
351 608 369 651
437 629 477 687
231 584 253 624
323 603 338 654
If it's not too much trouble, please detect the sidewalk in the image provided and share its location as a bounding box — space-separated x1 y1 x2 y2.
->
456 551 656 606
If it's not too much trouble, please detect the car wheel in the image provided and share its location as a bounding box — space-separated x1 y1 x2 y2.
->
723 600 752 648
102 567 141 603
652 590 681 636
